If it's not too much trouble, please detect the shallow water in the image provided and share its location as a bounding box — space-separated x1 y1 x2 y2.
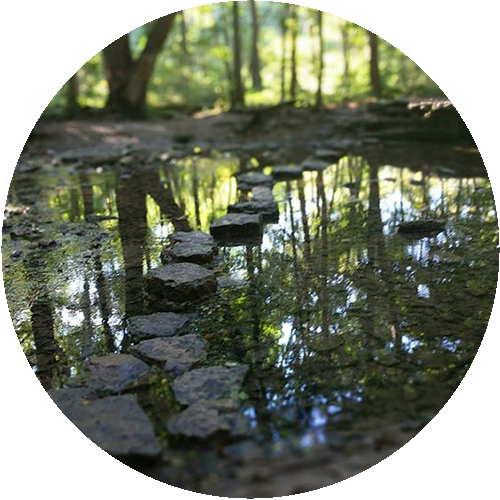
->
2 146 498 491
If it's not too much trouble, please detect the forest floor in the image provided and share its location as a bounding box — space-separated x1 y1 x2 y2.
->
3 99 500 498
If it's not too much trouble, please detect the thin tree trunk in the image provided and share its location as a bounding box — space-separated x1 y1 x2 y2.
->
340 23 351 97
280 5 289 103
315 10 324 108
62 0 78 116
180 10 188 57
2 0 28 144
367 29 382 98
248 0 262 90
289 5 299 102
231 1 245 108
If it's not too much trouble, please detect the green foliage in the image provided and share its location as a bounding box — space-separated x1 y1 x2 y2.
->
43 2 443 117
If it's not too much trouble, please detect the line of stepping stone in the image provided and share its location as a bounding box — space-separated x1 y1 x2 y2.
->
47 148 347 459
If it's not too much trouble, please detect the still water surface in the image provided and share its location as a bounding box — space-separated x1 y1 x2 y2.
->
2 148 498 485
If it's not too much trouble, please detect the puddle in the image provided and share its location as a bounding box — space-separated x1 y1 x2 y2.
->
2 148 498 490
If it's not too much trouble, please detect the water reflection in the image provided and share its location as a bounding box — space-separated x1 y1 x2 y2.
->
2 150 498 442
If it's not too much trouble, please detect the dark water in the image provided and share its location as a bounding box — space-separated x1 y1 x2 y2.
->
2 146 498 490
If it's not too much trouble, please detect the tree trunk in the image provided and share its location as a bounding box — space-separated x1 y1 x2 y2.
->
315 10 324 108
103 13 177 116
367 29 382 98
102 35 134 112
280 5 289 103
125 0 182 111
289 5 299 101
231 1 245 108
340 22 351 97
180 10 188 57
2 0 28 144
248 0 262 90
62 0 78 116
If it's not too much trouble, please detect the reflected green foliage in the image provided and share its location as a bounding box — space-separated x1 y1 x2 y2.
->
3 147 497 444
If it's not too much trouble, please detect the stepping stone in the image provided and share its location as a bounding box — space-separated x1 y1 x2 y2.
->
251 186 274 201
128 312 191 340
161 242 215 266
237 173 273 191
146 263 217 307
301 158 331 171
398 219 445 237
272 166 303 180
228 200 279 222
49 390 161 460
167 399 248 438
85 354 151 394
2 388 96 419
168 231 216 250
210 214 263 241
131 334 207 376
171 364 249 406
315 149 344 162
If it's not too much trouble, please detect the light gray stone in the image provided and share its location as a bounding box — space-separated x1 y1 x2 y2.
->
172 364 249 405
128 312 191 340
146 263 217 305
228 200 279 222
131 334 208 376
168 231 216 250
162 242 215 266
237 173 273 191
48 390 161 459
85 354 150 394
167 399 243 438
210 214 263 241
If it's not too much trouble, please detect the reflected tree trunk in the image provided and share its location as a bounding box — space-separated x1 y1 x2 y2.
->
115 170 148 319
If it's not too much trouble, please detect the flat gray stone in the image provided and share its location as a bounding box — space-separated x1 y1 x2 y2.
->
228 200 279 222
162 242 214 265
85 354 150 394
2 388 97 419
168 231 216 250
146 263 217 305
210 214 263 241
237 173 273 191
167 399 248 438
48 390 161 459
131 334 208 376
251 186 274 201
128 312 191 340
315 149 344 162
172 364 249 405
301 158 331 171
272 166 303 180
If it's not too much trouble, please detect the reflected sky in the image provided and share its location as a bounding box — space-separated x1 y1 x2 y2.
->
2 149 498 444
